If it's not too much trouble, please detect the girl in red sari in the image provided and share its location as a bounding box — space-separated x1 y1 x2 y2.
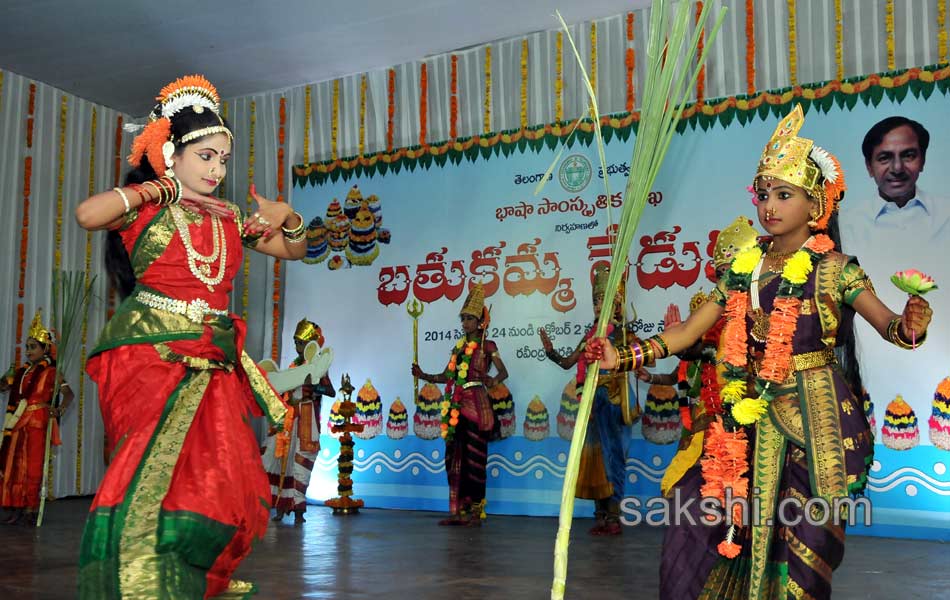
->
75 75 305 599
0 311 74 526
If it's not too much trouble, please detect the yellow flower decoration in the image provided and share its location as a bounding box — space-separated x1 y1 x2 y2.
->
456 340 465 350
441 407 449 417
782 250 814 285
732 396 769 425
720 380 747 405
731 247 763 275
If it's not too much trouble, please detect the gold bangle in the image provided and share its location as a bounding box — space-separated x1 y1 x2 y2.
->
143 181 164 204
281 210 306 237
114 187 131 214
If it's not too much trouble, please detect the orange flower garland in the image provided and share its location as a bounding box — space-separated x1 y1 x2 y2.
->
625 12 635 113
520 39 529 130
243 100 256 321
78 106 99 492
55 96 67 269
885 0 896 70
331 80 340 161
359 74 367 156
555 32 564 123
450 55 459 139
484 46 492 134
272 97 287 362
745 0 756 94
834 0 844 81
441 340 478 442
419 63 428 147
787 0 798 86
387 69 396 152
940 0 948 65
589 22 598 109
303 86 312 165
722 291 749 368
695 1 706 104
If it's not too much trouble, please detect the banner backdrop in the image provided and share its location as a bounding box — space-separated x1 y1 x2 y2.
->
286 73 950 538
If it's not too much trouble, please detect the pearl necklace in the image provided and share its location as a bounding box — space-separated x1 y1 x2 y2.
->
169 205 227 291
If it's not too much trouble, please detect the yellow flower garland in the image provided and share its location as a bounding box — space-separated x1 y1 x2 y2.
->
484 46 492 134
782 250 813 285
55 96 67 269
939 0 948 65
787 0 798 85
885 0 896 71
731 246 762 274
834 0 844 81
303 85 312 164
359 75 367 156
555 32 564 123
331 79 340 161
520 39 529 130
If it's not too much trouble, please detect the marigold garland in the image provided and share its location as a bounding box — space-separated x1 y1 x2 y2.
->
483 46 492 134
272 96 287 362
885 0 896 71
555 32 564 123
450 55 459 139
359 74 367 156
520 39 529 130
55 96 67 270
589 22 598 110
700 419 749 527
626 12 636 113
331 79 340 161
745 0 756 94
939 0 948 65
441 340 479 442
787 0 798 86
419 63 428 147
243 100 256 321
834 0 844 81
77 105 99 493
387 69 396 152
303 85 313 164
695 2 706 103
15 304 24 366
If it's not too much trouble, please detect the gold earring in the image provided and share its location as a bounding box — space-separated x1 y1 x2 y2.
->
162 141 176 178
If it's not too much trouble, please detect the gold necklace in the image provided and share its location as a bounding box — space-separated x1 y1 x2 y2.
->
765 244 796 259
169 205 228 291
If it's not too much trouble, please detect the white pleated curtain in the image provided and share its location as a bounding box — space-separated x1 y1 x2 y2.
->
0 0 945 498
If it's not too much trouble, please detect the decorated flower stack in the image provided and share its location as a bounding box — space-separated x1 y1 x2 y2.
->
324 374 365 515
353 378 382 439
556 379 580 441
386 397 408 440
642 384 681 445
413 383 443 440
881 395 920 451
523 396 550 441
929 377 950 451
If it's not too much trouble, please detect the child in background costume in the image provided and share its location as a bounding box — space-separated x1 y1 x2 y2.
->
411 283 509 526
589 105 933 599
74 75 305 598
637 217 759 497
539 266 638 536
0 311 74 526
261 319 335 524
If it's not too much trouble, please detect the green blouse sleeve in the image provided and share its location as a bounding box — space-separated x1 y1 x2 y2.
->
840 261 876 305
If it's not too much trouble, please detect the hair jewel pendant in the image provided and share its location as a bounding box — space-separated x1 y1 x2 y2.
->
162 141 176 178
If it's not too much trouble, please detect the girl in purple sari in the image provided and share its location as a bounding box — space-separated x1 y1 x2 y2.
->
589 105 933 599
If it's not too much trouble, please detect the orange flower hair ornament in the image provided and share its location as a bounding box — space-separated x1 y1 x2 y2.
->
128 75 226 175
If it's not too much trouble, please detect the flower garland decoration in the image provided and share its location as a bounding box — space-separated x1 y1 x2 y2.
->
419 63 428 147
440 339 479 442
243 100 256 321
272 97 287 362
55 96 67 269
719 234 834 427
787 0 798 86
885 0 896 71
589 22 598 112
450 55 459 139
834 0 844 81
745 0 756 94
625 12 635 113
359 74 367 156
387 69 396 152
303 85 312 165
331 79 340 161
520 39 529 130
16 83 37 366
483 46 492 134
555 32 564 123
939 0 948 65
78 106 99 493
695 1 706 104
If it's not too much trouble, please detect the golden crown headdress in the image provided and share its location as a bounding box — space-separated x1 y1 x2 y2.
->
294 318 324 347
754 105 846 231
28 309 52 346
460 283 485 319
713 216 760 270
